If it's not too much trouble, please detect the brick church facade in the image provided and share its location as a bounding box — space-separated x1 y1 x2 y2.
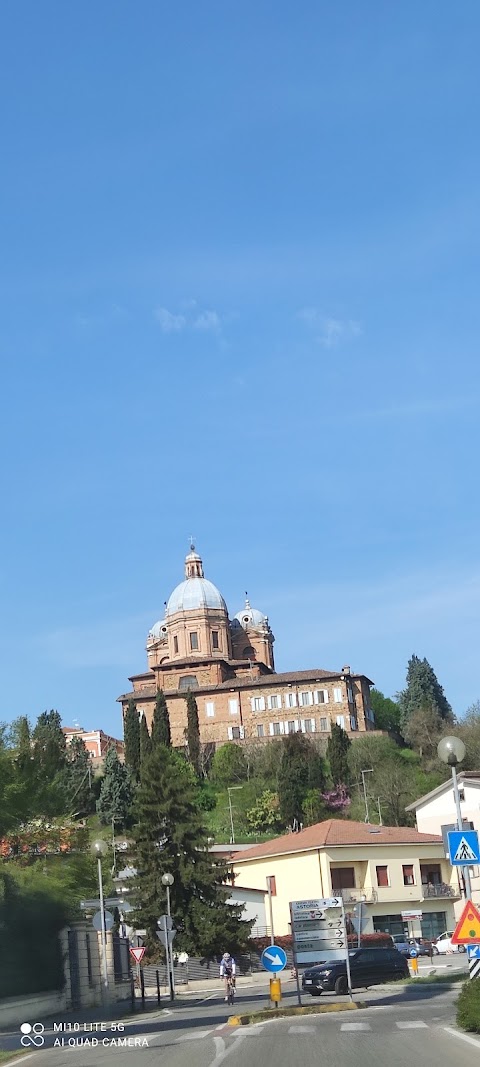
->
118 546 376 748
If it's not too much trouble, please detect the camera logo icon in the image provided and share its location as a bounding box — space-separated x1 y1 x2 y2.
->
20 1022 45 1047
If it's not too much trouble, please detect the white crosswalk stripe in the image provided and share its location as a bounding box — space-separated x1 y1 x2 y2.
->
288 1026 316 1033
176 1031 212 1041
396 1021 429 1029
340 1022 372 1031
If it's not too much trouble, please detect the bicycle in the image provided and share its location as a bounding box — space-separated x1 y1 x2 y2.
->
226 975 236 1006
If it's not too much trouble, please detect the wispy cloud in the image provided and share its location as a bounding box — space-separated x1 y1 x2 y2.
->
154 302 224 336
154 307 187 332
297 308 362 347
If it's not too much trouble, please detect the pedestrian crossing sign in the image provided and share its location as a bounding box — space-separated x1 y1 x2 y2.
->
447 829 480 865
451 900 480 945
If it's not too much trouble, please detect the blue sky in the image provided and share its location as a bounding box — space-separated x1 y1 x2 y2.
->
1 2 479 737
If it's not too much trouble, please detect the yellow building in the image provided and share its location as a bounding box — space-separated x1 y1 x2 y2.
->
232 819 459 942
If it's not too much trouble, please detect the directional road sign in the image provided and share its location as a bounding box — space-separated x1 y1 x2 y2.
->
261 945 287 972
451 900 480 944
92 910 114 932
295 928 344 941
447 830 480 865
467 945 480 960
291 898 341 915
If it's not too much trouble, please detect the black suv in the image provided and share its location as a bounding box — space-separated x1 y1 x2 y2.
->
302 948 409 995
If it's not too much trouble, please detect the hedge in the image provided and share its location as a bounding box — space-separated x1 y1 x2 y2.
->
456 979 480 1033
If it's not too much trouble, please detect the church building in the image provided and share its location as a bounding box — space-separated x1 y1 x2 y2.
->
118 546 376 748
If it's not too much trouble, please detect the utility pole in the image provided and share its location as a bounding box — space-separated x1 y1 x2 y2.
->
227 786 243 844
361 769 374 823
377 797 383 825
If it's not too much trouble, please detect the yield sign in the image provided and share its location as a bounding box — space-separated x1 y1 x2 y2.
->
451 900 480 944
130 946 146 963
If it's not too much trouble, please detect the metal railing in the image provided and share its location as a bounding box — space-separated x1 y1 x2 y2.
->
335 887 378 904
423 883 459 898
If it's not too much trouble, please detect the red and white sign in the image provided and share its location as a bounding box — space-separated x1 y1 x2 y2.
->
451 900 480 945
130 946 146 964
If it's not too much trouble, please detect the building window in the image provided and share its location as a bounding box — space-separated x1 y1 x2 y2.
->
205 701 215 718
376 865 389 888
285 692 297 708
319 717 329 732
243 646 255 659
269 695 280 710
300 691 312 706
331 867 356 890
403 864 415 886
251 696 265 712
315 689 328 704
350 716 358 731
257 724 264 738
272 722 281 735
304 718 315 733
190 632 199 650
333 687 343 703
230 727 241 740
173 636 179 654
228 698 239 716
336 715 345 729
287 720 296 734
178 674 198 691
212 630 219 649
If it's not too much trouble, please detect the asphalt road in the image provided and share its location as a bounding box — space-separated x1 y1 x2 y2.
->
4 968 478 1067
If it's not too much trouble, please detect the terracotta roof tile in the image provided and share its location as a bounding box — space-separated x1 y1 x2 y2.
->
234 819 443 861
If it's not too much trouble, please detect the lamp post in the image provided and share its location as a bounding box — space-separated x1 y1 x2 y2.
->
437 736 472 900
360 769 374 823
227 786 243 844
91 839 109 990
161 872 175 1001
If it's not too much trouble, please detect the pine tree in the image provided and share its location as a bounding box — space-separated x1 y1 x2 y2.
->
63 735 94 815
151 690 171 749
32 710 67 778
124 699 141 777
140 715 152 764
326 724 351 787
97 746 135 827
185 692 201 776
131 746 252 955
398 655 453 732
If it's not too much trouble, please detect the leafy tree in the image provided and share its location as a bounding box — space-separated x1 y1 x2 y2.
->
185 692 201 776
210 743 248 785
369 689 401 733
124 699 141 777
140 715 152 764
97 746 135 828
151 689 171 749
402 703 444 758
62 735 94 815
246 790 282 833
277 733 312 828
398 655 453 731
32 710 67 777
326 724 351 786
455 702 480 770
131 745 252 955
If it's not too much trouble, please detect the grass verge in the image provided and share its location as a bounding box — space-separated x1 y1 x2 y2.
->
228 1001 365 1025
403 972 466 985
0 1053 32 1065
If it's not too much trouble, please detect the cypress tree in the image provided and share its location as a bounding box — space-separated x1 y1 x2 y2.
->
139 715 152 764
151 689 171 749
97 746 135 827
131 746 252 955
124 699 140 778
277 733 311 829
398 654 453 731
326 724 351 787
185 691 201 776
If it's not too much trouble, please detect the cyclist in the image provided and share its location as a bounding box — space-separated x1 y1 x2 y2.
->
220 952 236 1001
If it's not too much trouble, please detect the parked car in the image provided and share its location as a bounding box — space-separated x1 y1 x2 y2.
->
391 935 432 957
432 931 465 955
301 948 409 995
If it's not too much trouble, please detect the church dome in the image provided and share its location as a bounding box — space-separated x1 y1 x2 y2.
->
167 577 227 615
234 597 267 629
165 545 227 616
148 619 167 639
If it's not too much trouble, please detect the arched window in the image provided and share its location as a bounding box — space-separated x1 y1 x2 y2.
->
243 646 255 659
178 675 199 691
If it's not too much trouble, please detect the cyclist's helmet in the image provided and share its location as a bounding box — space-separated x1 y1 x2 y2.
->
223 953 231 960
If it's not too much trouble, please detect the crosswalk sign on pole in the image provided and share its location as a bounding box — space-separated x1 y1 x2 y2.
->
451 900 480 945
447 829 480 865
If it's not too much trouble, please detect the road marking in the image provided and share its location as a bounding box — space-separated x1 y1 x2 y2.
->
288 1025 316 1033
238 1026 264 1035
340 1023 372 1031
396 1021 429 1029
176 1030 213 1041
444 1026 480 1049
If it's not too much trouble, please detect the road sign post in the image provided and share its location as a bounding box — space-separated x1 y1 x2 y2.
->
290 896 352 1004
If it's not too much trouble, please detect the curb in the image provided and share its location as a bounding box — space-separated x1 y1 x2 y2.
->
228 1001 365 1025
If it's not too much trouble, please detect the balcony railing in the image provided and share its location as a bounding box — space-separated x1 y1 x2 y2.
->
422 883 459 899
334 887 378 905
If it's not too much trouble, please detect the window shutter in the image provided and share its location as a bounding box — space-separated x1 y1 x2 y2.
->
279 721 285 734
227 726 233 740
269 723 274 736
267 696 272 710
295 720 300 731
250 698 256 711
292 693 297 707
313 691 319 704
239 725 245 739
310 718 316 731
324 689 329 704
300 719 306 732
260 697 265 711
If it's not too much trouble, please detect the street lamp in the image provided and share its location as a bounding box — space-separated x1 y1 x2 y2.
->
437 736 471 900
161 873 175 1001
91 839 109 989
227 786 243 844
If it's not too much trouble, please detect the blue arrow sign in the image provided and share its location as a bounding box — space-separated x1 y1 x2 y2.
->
447 830 480 865
467 945 480 959
261 945 287 973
